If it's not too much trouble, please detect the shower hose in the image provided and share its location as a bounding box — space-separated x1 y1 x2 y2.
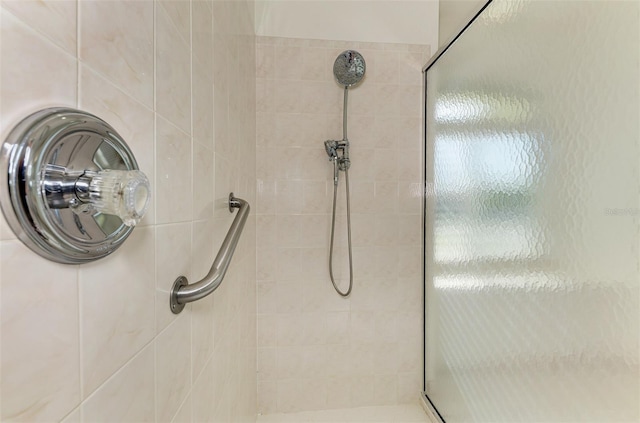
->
328 162 353 297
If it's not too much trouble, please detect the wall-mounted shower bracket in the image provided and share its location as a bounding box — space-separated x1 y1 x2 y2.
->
324 139 348 159
324 140 350 163
325 139 351 185
337 156 351 172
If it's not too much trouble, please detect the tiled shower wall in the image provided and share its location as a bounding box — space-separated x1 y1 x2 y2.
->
0 1 256 422
256 37 429 413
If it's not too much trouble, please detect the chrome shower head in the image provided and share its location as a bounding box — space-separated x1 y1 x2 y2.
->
333 50 366 87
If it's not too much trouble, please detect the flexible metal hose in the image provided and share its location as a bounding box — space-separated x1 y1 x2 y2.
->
328 163 353 297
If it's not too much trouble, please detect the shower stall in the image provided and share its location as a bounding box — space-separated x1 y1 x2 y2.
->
422 1 639 422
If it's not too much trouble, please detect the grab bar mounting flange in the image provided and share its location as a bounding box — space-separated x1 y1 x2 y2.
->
170 276 188 314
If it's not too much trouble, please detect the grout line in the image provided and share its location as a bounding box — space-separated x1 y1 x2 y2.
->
153 1 157 115
153 330 158 423
76 0 80 109
81 337 156 403
156 113 191 137
78 62 154 114
61 406 82 423
189 0 195 411
171 387 191 422
0 9 76 64
152 0 158 421
77 265 84 415
157 0 190 50
75 2 83 417
0 7 76 60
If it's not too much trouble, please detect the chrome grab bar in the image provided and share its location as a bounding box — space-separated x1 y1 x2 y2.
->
169 193 250 314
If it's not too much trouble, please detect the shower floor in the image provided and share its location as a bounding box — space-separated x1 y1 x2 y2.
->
256 404 431 423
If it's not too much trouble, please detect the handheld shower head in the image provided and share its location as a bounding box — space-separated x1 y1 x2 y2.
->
333 50 366 88
324 140 338 159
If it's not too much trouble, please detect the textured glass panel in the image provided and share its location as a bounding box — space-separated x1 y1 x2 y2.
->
424 1 640 422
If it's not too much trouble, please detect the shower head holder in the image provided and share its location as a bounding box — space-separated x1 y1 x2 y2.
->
324 140 339 160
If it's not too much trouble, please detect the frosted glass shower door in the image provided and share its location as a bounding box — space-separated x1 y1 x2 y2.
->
423 1 640 422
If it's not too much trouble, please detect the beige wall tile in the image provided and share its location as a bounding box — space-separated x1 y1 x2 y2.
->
156 314 192 422
275 215 300 247
82 344 155 422
1 0 76 54
156 117 192 224
257 246 277 281
80 0 153 107
258 313 278 347
274 45 306 81
257 380 278 414
276 180 304 214
374 51 400 86
256 113 277 147
159 1 190 46
191 355 214 422
256 44 275 79
156 3 191 133
350 375 376 407
193 64 214 149
326 376 352 409
80 226 155 395
191 291 214 380
0 208 14 241
60 407 81 423
257 179 277 214
156 223 192 333
192 1 213 69
298 248 326 278
258 347 278 381
192 143 215 220
256 215 276 249
191 218 216 280
398 50 427 86
0 241 80 422
298 215 330 248
275 280 304 313
397 372 422 404
171 394 192 423
0 10 77 143
370 116 399 149
276 379 305 413
347 84 377 117
374 374 398 405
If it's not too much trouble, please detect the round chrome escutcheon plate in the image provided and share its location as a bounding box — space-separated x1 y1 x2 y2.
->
0 108 140 264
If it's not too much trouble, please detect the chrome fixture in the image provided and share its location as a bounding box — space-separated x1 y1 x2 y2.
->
169 193 250 314
333 50 366 88
324 139 338 159
323 50 366 297
0 108 150 264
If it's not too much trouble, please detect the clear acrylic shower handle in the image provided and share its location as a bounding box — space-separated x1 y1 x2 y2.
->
85 169 151 226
